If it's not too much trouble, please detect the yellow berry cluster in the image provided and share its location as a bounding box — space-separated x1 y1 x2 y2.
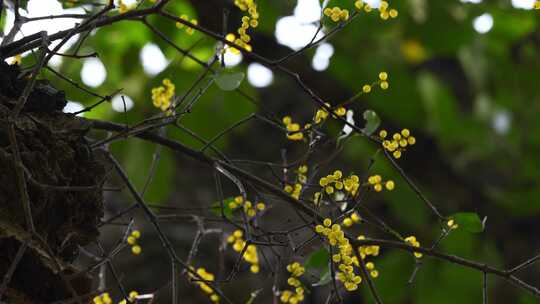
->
226 230 260 273
280 262 305 303
225 0 259 54
379 128 416 159
378 72 390 90
535 1 540 9
284 183 302 200
314 103 347 124
118 291 139 304
282 116 304 141
118 0 135 13
284 165 309 200
176 14 198 35
151 78 175 113
323 6 350 22
404 236 422 258
315 219 363 291
356 235 381 259
228 196 266 218
446 219 459 230
189 267 220 303
93 292 112 304
360 71 391 95
355 0 398 20
342 212 361 227
127 230 142 255
356 235 381 278
367 175 395 192
319 170 360 196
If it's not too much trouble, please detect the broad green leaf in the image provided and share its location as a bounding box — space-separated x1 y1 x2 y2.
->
304 248 330 269
362 109 380 135
451 212 485 233
215 72 245 91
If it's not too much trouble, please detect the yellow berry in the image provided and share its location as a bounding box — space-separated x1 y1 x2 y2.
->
385 180 395 191
379 130 387 138
131 245 142 255
362 84 371 93
250 264 260 273
131 230 141 238
323 218 332 227
256 202 265 211
380 81 389 90
401 129 410 137
343 217 353 227
378 72 388 81
374 184 383 192
127 236 136 245
389 9 398 18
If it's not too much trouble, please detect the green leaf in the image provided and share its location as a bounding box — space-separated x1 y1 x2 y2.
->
210 197 235 219
361 110 380 135
312 264 332 286
451 212 485 233
215 72 245 91
304 248 330 269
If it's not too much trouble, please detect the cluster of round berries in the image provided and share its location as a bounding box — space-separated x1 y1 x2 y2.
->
323 6 350 22
282 116 304 141
228 196 265 218
225 0 259 54
361 71 390 95
280 262 305 304
314 103 347 124
319 170 361 196
315 219 363 291
127 230 142 255
367 174 395 192
176 14 198 35
151 78 175 113
356 235 381 279
404 236 422 258
188 267 220 303
356 235 381 259
93 291 138 304
284 165 308 200
355 0 398 20
446 219 459 230
226 230 260 273
342 212 362 227
379 128 416 159
93 292 112 304
118 291 139 304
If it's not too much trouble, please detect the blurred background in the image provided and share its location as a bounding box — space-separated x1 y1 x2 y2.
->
2 0 540 303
